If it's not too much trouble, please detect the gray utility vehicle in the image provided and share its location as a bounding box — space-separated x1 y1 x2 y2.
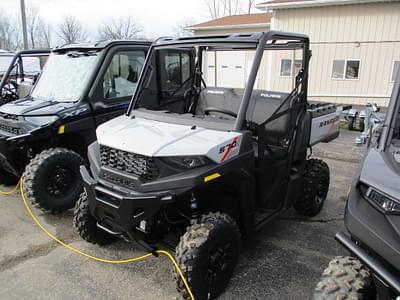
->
314 72 400 299
74 32 341 299
0 49 50 104
0 41 150 212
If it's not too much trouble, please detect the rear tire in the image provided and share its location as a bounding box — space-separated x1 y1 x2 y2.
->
348 117 355 131
23 148 85 214
175 212 241 300
359 118 365 132
294 159 330 217
313 256 375 300
73 190 118 245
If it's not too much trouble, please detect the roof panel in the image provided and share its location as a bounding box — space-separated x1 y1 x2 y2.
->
188 13 271 29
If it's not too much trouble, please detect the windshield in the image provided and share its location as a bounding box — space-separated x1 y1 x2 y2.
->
31 51 100 102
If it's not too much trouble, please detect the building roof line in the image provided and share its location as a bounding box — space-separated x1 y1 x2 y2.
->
186 22 270 31
256 0 395 10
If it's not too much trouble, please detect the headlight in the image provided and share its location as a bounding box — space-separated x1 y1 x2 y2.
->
360 182 400 214
161 156 211 169
24 115 59 126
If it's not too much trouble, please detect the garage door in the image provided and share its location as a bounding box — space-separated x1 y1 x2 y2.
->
203 51 247 88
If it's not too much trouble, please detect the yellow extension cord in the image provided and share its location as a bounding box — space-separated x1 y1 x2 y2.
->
0 178 195 300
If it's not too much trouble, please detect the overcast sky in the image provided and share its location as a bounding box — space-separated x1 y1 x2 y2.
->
0 0 220 40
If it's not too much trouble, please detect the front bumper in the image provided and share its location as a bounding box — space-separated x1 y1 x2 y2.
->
344 180 400 293
336 232 400 296
81 166 174 241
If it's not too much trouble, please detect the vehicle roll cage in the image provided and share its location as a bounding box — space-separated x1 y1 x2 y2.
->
0 49 50 92
128 31 310 131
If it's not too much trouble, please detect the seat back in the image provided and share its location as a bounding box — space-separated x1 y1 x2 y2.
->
195 87 242 116
195 87 298 145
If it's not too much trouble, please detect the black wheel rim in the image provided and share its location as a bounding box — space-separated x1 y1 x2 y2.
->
205 242 232 288
46 164 74 197
316 175 329 204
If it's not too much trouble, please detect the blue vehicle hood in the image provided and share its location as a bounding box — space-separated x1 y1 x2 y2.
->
0 97 76 116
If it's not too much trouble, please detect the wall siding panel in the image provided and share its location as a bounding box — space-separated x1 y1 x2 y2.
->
271 1 400 106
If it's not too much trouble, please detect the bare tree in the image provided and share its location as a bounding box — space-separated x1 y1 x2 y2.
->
0 14 21 50
173 18 195 37
35 19 52 48
204 0 221 19
98 16 142 40
26 5 40 48
57 15 87 44
247 0 256 14
204 0 243 19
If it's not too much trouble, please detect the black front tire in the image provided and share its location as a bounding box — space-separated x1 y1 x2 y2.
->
294 159 330 217
313 256 375 300
175 212 241 300
73 190 118 245
23 148 85 214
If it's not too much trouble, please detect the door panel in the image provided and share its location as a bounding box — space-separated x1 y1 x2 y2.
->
91 47 147 126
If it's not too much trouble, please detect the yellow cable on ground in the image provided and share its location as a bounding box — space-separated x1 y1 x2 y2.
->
0 178 21 195
0 178 195 300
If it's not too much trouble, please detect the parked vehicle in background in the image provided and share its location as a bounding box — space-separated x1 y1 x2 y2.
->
0 49 50 104
313 72 400 300
74 32 341 299
0 40 150 214
355 103 385 145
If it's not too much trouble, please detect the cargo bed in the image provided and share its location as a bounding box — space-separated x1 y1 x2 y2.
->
308 102 341 146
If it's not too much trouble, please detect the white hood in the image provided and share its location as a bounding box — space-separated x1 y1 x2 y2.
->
96 115 242 163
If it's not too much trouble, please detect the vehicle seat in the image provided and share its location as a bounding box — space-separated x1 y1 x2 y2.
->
247 90 294 145
195 87 243 117
195 87 298 148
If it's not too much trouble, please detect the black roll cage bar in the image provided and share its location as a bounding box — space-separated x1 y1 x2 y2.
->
0 49 50 92
128 31 310 131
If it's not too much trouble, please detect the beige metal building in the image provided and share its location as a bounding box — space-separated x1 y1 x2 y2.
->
188 0 400 106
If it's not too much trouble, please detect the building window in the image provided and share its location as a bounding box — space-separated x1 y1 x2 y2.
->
392 61 400 82
280 59 302 77
332 60 360 80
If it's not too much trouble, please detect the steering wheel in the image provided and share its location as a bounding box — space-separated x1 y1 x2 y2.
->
204 107 237 118
1 82 18 100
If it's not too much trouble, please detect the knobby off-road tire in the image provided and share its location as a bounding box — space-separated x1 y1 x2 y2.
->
175 212 241 300
348 117 355 131
359 118 365 132
23 148 85 214
294 159 330 217
0 167 18 186
73 190 118 245
313 256 375 300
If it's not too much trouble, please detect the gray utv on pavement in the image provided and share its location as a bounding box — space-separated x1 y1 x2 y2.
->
74 32 342 299
313 72 400 299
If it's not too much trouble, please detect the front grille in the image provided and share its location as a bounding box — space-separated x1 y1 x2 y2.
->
100 145 159 181
0 123 19 135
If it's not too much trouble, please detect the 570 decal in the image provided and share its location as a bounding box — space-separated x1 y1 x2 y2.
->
219 137 239 162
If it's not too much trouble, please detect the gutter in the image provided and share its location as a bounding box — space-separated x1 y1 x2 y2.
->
256 0 394 11
186 23 270 31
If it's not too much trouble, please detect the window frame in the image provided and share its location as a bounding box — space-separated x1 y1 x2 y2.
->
390 60 400 83
101 49 146 101
279 58 303 78
331 59 361 81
